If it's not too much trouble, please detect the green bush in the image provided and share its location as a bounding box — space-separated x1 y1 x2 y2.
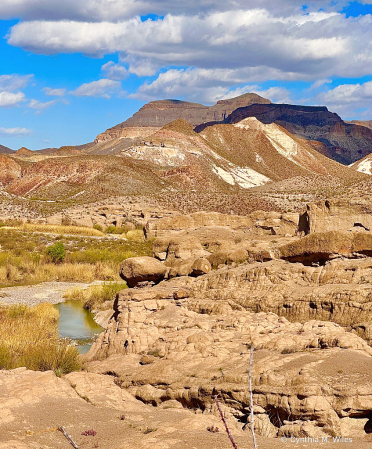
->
105 225 129 234
45 242 66 263
93 224 103 232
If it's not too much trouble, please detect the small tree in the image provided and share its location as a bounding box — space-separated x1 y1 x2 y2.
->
46 242 66 264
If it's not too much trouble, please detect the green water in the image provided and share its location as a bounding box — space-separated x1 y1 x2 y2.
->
56 300 104 354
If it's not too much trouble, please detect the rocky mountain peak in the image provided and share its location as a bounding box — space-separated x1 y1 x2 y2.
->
94 92 271 144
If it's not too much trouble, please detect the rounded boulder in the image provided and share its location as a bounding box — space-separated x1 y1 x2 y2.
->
120 256 167 288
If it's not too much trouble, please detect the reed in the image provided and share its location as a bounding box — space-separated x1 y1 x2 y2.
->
0 303 80 374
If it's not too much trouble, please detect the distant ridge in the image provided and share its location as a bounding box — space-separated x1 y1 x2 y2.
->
0 144 14 154
196 103 372 165
347 120 372 131
94 93 271 144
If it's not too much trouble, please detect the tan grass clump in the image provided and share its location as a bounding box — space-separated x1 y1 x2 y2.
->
0 303 81 374
125 229 145 241
64 282 127 310
16 223 104 237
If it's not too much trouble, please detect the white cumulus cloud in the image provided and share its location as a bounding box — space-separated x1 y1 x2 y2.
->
0 91 26 107
0 74 33 92
0 0 339 22
0 127 32 137
102 62 129 81
6 10 371 83
130 67 297 103
315 81 372 118
70 79 122 98
42 87 66 96
28 98 56 109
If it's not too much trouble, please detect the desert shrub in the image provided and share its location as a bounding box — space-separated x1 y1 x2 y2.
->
126 229 145 241
4 218 23 227
0 227 151 286
93 224 103 232
64 282 127 310
19 342 81 374
0 345 11 369
45 242 66 263
68 249 135 265
7 304 28 318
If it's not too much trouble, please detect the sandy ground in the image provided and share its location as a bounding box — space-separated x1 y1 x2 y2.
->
0 281 104 307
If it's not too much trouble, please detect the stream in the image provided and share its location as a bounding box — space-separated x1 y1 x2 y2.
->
56 300 104 354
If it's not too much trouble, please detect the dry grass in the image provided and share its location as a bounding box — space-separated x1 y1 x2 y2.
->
64 282 127 310
0 303 81 374
0 228 152 286
0 261 118 285
125 229 145 241
16 223 104 236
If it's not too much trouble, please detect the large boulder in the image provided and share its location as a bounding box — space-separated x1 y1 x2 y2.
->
120 256 167 288
153 236 210 261
278 230 372 265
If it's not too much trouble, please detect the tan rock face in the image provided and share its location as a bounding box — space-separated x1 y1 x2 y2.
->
120 256 167 288
84 223 372 439
96 93 272 144
95 126 161 143
298 200 372 235
0 155 21 187
278 230 372 263
147 211 299 239
85 272 372 439
219 103 372 165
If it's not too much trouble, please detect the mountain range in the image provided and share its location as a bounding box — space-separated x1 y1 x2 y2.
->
0 92 371 217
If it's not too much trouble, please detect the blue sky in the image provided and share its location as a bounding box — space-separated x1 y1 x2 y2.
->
1 0 372 150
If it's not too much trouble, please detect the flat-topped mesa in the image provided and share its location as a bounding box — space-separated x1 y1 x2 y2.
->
94 93 271 143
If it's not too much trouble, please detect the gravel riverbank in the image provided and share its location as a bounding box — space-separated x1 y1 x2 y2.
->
0 281 103 307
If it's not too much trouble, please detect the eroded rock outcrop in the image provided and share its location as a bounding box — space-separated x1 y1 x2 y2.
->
147 210 299 239
298 200 372 235
85 276 372 439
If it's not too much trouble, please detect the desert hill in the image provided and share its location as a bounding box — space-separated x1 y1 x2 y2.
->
15 147 33 156
196 103 372 165
0 116 367 221
350 152 372 175
0 143 14 154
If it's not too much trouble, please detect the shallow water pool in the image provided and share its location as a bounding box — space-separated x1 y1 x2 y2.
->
56 300 104 354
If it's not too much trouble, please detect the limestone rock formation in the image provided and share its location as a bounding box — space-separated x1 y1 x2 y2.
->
147 210 299 239
2 368 242 449
120 256 167 287
85 270 372 439
298 200 372 235
278 231 372 263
